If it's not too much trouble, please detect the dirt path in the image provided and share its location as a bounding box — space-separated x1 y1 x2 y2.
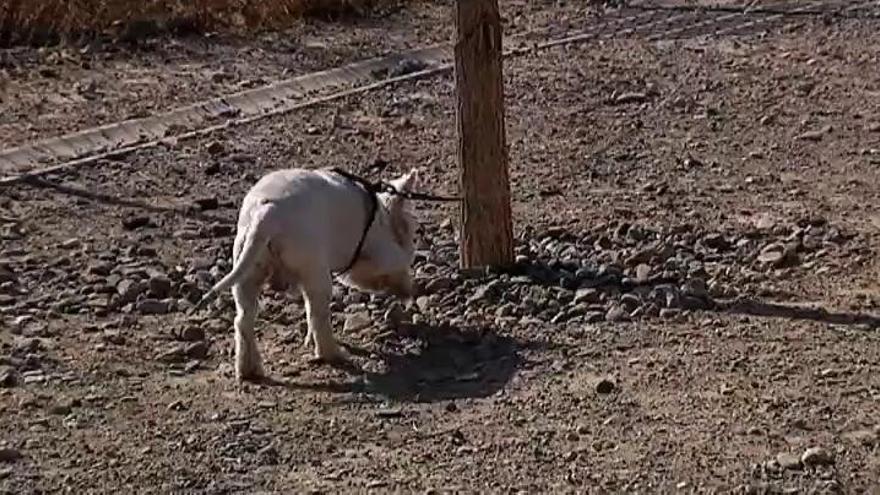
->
1 1 879 493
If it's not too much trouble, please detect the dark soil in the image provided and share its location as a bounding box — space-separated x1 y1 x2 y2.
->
1 0 879 493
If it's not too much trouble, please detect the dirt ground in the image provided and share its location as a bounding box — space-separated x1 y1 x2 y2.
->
2 0 880 493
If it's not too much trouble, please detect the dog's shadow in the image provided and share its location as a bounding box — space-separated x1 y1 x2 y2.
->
270 322 521 403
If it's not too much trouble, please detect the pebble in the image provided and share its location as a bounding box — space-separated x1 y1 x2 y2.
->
415 296 432 312
87 262 113 276
0 448 22 463
116 279 147 303
801 447 833 467
573 288 600 304
757 243 787 267
467 280 503 305
375 407 404 418
595 378 616 394
619 293 641 311
659 308 680 319
0 368 17 388
584 311 605 323
179 326 206 342
776 452 803 470
148 275 173 299
136 299 170 315
205 140 224 155
605 305 629 323
795 126 831 142
48 403 72 416
344 312 372 332
614 91 648 104
184 342 209 360
122 216 152 230
193 197 219 211
424 277 457 293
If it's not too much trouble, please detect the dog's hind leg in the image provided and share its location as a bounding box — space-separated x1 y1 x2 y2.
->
232 273 266 381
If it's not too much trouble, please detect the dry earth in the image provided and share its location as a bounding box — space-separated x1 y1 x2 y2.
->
1 0 880 493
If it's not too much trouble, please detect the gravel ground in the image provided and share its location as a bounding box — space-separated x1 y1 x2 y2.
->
1 0 880 493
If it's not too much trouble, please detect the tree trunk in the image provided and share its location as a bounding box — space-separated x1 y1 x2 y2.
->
455 0 514 270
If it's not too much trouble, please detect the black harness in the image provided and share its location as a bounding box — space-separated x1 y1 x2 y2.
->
328 167 461 275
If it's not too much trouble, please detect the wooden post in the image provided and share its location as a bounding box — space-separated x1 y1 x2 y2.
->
455 0 514 270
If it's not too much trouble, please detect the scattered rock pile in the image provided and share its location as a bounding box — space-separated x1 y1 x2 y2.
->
0 219 866 336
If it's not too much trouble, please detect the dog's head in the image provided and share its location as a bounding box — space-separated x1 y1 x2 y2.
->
379 168 420 252
344 168 421 299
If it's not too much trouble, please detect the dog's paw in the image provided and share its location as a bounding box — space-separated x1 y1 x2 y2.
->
311 343 350 365
236 369 266 383
235 358 265 382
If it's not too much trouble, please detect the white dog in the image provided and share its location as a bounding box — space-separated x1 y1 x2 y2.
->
195 167 420 381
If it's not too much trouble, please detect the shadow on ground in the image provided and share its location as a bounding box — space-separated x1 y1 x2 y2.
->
718 297 880 329
266 322 522 403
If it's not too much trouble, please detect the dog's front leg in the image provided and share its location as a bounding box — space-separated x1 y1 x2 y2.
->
300 270 346 363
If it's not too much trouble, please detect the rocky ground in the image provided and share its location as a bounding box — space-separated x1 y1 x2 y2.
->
2 0 880 493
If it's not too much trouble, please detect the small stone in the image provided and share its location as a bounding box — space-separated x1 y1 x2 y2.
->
87 262 112 276
415 296 432 313
184 342 209 360
257 444 278 464
122 215 152 230
595 378 616 394
136 298 170 315
757 243 787 267
344 312 371 332
681 278 709 299
550 312 569 325
205 141 224 155
795 126 831 142
210 71 231 83
605 305 629 323
776 452 803 470
619 293 641 311
659 308 680 319
614 91 648 104
0 368 17 388
467 280 503 305
116 279 148 303
48 403 72 416
0 448 22 463
159 345 186 363
574 288 600 304
184 360 200 374
635 264 651 282
424 277 457 293
148 275 172 299
801 447 833 467
375 407 403 418
584 311 605 323
179 326 205 342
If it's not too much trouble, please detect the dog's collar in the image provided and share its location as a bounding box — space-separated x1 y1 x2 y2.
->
331 168 380 275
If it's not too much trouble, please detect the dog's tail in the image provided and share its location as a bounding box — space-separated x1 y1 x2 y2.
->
190 219 269 314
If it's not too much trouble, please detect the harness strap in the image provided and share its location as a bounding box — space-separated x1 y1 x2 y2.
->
331 167 379 275
328 166 462 275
